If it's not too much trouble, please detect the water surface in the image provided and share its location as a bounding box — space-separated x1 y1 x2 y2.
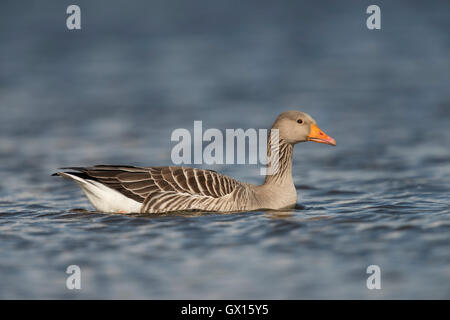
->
0 0 449 298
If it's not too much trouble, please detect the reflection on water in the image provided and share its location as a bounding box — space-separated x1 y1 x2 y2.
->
0 0 449 298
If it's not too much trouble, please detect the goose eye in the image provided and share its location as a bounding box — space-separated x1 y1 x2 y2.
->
297 119 303 124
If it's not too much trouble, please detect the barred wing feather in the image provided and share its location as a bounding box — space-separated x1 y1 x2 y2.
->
60 165 247 213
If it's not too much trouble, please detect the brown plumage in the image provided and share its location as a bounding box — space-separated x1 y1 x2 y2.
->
54 111 336 214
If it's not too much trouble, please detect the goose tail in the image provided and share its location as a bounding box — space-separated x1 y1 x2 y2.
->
53 170 142 214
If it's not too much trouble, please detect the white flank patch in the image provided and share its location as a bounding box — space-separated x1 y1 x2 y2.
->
58 173 142 214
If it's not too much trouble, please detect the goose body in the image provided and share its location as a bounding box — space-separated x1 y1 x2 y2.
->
54 111 336 214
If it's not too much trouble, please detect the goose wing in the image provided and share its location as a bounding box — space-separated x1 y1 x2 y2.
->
60 165 245 213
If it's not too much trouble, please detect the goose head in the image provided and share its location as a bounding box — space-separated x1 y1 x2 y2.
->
272 110 336 146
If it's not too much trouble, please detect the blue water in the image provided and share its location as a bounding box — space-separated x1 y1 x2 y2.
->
0 0 449 298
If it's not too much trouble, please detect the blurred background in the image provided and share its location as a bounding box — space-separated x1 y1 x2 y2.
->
0 0 449 299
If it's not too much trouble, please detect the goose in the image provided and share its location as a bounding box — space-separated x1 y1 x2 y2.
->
54 111 336 214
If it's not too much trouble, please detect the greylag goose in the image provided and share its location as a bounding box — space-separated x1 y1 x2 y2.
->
54 111 336 214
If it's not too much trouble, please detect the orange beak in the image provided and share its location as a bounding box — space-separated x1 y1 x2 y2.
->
308 123 336 146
